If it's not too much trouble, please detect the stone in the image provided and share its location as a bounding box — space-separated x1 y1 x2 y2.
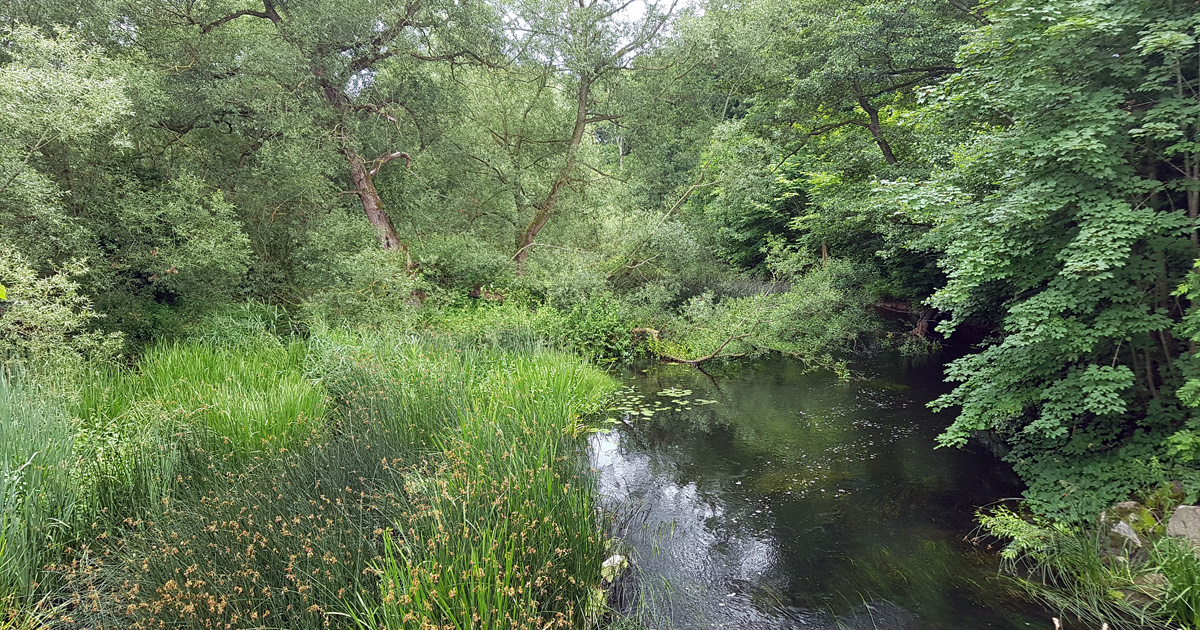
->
601 554 628 583
1099 501 1149 563
1110 521 1143 548
1108 501 1144 520
1123 572 1169 606
1167 505 1200 546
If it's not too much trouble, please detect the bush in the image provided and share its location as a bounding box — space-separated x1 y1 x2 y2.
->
559 292 639 363
412 234 513 293
0 245 121 376
649 259 877 374
301 248 430 329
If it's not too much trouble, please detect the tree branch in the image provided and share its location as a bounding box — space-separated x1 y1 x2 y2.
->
199 0 280 34
369 151 412 176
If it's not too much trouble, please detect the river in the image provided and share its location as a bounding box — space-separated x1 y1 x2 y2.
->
591 352 1048 629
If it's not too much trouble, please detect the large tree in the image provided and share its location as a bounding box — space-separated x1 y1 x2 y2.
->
133 0 502 264
497 0 677 265
916 0 1200 516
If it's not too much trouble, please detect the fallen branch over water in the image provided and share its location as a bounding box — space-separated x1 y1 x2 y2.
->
632 318 765 365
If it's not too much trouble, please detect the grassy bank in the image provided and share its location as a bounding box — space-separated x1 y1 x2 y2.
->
0 324 617 629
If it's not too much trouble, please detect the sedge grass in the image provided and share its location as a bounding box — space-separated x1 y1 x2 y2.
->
1151 535 1200 628
57 328 618 630
333 331 617 630
137 340 326 454
0 373 75 605
70 339 326 524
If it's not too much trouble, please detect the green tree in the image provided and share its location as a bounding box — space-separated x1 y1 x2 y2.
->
127 0 501 265
677 0 971 284
918 0 1200 515
0 24 130 264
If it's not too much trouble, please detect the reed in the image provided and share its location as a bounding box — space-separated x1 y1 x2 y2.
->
54 330 618 630
0 373 75 609
309 329 618 629
136 340 326 453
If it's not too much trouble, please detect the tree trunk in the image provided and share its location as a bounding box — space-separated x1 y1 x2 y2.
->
856 96 898 166
514 74 592 266
344 147 411 264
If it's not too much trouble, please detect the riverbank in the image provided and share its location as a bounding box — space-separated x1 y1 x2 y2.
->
1 323 619 629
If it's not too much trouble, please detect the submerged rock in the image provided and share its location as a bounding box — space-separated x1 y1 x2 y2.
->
1167 505 1200 546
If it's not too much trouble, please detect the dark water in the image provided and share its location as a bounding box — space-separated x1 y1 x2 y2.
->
591 353 1048 630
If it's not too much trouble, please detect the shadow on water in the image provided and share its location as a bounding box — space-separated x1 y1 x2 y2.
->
591 352 1050 630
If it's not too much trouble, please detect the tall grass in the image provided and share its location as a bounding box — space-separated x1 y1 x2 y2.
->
364 350 614 629
0 373 75 611
1151 535 1200 627
309 328 482 452
307 328 618 629
980 506 1200 630
70 339 326 526
54 328 618 630
137 340 325 453
73 365 184 523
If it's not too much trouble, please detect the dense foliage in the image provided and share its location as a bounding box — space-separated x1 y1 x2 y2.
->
4 0 1200 625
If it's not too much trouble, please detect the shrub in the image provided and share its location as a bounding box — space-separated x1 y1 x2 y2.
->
412 234 513 293
0 245 121 376
559 292 638 363
300 249 430 329
649 259 877 373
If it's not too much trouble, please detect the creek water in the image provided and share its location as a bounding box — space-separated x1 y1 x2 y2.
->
590 353 1049 630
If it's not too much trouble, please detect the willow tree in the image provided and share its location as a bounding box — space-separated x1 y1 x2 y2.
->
133 0 501 263
494 0 677 265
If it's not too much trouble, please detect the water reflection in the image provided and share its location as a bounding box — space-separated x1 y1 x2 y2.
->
591 355 1046 630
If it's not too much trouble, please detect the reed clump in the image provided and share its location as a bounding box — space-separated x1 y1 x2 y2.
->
10 329 617 630
0 373 75 621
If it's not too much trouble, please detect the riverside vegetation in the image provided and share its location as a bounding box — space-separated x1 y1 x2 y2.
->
3 0 1200 626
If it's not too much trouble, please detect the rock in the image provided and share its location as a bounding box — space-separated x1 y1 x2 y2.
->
1109 521 1143 549
601 554 628 583
1099 501 1149 563
1167 505 1200 546
1108 501 1144 520
1123 572 1169 605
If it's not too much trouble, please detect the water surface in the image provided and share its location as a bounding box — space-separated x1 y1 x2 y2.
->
591 354 1046 630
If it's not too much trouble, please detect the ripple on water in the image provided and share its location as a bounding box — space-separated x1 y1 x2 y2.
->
592 355 1047 630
